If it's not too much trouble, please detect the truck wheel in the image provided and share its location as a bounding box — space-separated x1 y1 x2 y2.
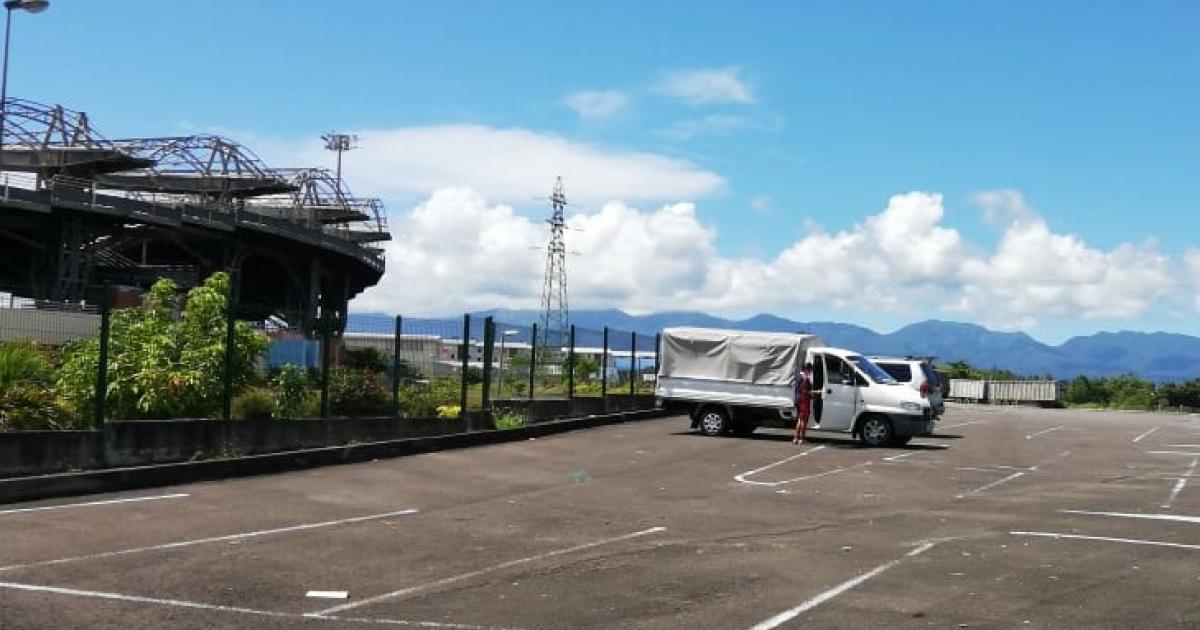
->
698 408 729 437
859 415 893 447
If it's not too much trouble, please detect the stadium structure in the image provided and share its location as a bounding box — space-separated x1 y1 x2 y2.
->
0 98 389 334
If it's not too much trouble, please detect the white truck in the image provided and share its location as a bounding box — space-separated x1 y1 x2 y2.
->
656 327 933 446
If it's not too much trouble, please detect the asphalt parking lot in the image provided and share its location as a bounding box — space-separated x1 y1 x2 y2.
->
2 404 1200 629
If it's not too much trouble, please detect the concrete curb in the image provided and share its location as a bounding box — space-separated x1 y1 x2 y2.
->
0 409 667 505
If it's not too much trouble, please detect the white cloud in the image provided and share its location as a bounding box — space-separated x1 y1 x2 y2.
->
252 125 724 206
1186 249 1200 313
562 90 629 120
749 194 772 214
351 187 1187 334
659 114 782 141
656 67 755 105
971 188 1035 226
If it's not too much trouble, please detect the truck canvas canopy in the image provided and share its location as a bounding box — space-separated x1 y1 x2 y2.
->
657 328 826 409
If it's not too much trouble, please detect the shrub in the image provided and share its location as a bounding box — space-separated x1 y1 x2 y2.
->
0 341 52 390
56 273 269 420
329 366 389 416
271 364 317 419
232 388 276 421
0 384 86 431
436 405 461 419
492 410 525 430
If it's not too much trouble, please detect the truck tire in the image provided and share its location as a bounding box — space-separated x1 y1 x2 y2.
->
859 415 893 447
697 407 729 437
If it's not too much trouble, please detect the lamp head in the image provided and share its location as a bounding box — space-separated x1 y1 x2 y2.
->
6 0 50 13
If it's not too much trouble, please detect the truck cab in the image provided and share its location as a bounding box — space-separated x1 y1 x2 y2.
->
804 347 932 446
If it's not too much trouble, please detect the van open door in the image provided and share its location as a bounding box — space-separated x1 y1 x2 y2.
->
818 353 857 431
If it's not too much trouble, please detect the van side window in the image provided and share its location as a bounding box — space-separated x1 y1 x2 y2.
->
812 355 825 388
825 355 851 385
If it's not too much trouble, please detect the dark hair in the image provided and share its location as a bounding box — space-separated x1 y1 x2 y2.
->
803 362 814 370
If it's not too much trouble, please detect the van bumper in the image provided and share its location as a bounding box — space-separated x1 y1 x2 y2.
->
888 411 934 438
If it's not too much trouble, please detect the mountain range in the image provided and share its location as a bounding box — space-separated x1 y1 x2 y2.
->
348 309 1200 383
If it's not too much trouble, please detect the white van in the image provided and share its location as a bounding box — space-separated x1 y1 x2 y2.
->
656 327 932 446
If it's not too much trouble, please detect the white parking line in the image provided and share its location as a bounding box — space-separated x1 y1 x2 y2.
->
1059 510 1200 524
747 543 936 630
1025 425 1066 440
939 419 986 430
957 471 1026 499
1009 531 1200 551
1146 451 1200 456
0 580 516 629
1162 459 1199 509
0 508 419 573
883 452 917 461
1132 426 1163 443
1166 444 1200 448
311 526 667 616
0 493 189 517
734 446 826 485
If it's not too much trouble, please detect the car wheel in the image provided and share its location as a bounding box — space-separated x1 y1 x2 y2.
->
698 408 729 437
859 415 893 447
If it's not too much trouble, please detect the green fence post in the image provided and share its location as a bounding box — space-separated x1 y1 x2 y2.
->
221 275 237 421
459 313 470 418
528 322 537 401
319 313 331 418
481 317 495 413
601 326 609 409
93 285 111 430
392 315 403 417
630 331 637 396
567 324 576 399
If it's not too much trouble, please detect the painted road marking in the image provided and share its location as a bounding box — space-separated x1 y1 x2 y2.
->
1060 510 1200 524
0 580 516 629
883 452 918 461
747 543 936 630
1132 426 1163 443
0 508 419 573
939 420 986 430
1010 532 1200 551
0 493 189 517
1025 425 1066 440
957 472 1026 499
734 446 826 485
1162 459 1199 509
1146 451 1200 456
311 526 668 616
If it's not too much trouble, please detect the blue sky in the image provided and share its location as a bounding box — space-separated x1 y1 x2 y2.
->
11 1 1200 342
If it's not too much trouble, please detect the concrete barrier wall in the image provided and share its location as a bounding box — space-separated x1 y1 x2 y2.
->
0 395 659 479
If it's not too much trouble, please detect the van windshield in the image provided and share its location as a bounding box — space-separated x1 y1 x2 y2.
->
847 355 897 384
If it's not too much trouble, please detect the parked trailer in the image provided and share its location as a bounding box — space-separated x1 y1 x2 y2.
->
949 379 986 402
987 380 1063 404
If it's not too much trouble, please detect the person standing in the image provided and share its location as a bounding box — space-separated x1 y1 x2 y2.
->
793 362 814 445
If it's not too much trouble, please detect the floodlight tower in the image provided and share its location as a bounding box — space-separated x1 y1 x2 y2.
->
538 177 569 355
322 132 358 188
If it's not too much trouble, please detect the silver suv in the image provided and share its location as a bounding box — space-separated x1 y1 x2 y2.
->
869 357 945 420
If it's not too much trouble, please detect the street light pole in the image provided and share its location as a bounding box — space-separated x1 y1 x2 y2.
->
0 1 49 181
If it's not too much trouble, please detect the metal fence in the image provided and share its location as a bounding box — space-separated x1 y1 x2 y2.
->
0 292 662 430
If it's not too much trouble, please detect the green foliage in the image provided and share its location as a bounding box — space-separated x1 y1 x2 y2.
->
232 387 276 421
271 364 317 419
936 360 1023 381
329 366 390 416
397 377 460 418
0 384 85 431
493 410 525 430
463 366 484 385
1065 374 1158 410
0 341 53 391
1159 379 1200 409
343 348 389 374
55 272 269 420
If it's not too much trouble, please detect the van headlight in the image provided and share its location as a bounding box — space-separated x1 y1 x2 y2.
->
900 402 921 413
